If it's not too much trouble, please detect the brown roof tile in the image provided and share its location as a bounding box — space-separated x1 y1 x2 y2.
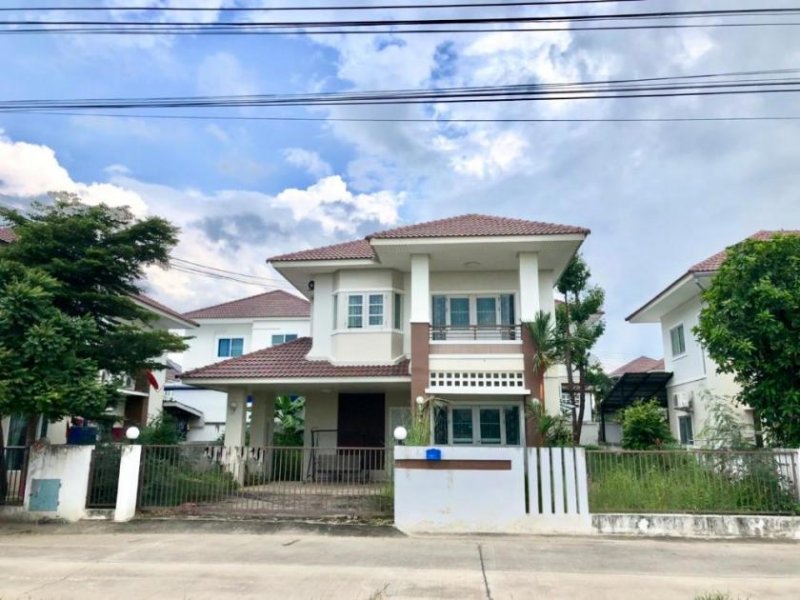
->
268 213 589 262
689 230 800 273
610 356 665 377
184 290 310 319
0 227 18 244
134 294 198 327
369 213 590 240
181 337 410 380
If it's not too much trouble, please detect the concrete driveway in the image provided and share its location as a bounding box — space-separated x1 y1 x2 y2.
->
0 521 797 599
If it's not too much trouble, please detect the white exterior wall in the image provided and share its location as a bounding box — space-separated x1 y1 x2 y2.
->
23 445 93 522
308 274 333 360
165 386 227 443
660 294 749 444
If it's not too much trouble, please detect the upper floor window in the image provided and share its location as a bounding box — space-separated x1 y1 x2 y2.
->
271 334 298 345
670 324 686 357
394 293 403 330
218 337 244 358
345 293 387 329
368 294 384 326
432 294 515 328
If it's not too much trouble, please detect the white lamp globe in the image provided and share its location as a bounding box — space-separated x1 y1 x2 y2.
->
393 426 408 442
125 426 140 441
415 395 426 407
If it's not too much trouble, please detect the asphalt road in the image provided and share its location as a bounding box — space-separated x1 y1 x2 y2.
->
0 522 797 599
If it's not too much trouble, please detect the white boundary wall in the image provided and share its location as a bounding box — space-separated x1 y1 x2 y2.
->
23 444 93 522
394 446 526 533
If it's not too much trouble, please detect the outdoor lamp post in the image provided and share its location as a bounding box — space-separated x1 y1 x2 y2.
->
125 426 140 441
393 426 408 445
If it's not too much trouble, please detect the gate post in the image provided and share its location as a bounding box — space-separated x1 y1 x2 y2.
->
114 445 142 522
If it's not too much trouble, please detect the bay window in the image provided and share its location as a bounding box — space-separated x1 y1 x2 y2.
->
338 292 402 330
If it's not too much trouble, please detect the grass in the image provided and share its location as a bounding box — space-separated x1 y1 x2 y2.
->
587 452 800 515
138 453 238 507
694 592 749 600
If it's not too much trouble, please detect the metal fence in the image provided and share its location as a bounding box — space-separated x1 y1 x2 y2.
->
137 445 393 519
86 445 123 509
586 449 800 515
1 446 28 506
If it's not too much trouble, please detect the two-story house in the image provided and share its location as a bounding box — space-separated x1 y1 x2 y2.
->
166 290 311 442
627 231 797 445
181 214 589 453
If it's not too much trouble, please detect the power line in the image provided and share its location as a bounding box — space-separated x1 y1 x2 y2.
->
170 256 291 285
4 72 800 111
0 1 651 12
13 109 800 124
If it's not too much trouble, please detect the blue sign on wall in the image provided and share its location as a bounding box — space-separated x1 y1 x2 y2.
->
425 448 442 461
29 479 60 512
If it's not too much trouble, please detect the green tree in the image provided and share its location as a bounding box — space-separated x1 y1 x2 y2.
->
620 399 675 450
527 310 560 404
0 196 187 379
273 395 305 446
556 254 606 444
0 261 112 502
694 234 800 446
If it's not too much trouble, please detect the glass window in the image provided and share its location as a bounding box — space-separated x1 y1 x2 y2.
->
449 297 470 328
432 295 447 340
452 408 474 444
670 324 686 356
679 416 694 445
479 408 502 444
347 295 363 329
394 293 403 330
504 406 521 445
476 297 498 326
368 294 384 326
333 295 338 329
217 337 244 357
271 334 298 345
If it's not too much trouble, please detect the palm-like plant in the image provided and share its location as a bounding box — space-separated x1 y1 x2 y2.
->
527 310 560 406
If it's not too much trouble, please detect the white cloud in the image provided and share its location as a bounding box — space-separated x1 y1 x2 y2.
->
0 133 149 217
284 148 333 178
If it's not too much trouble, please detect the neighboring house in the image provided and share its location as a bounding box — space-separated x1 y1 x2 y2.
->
181 213 590 456
626 231 798 446
600 356 670 445
1 292 196 447
167 290 311 442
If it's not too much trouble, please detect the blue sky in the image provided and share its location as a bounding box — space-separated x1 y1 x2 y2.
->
1 0 799 370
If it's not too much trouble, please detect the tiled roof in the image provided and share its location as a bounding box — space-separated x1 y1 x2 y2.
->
269 239 375 262
181 337 410 380
134 294 198 327
269 213 589 262
0 227 17 244
689 230 800 273
610 356 665 378
369 213 590 239
184 290 310 319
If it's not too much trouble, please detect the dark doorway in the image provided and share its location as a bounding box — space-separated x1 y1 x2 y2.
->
337 393 385 447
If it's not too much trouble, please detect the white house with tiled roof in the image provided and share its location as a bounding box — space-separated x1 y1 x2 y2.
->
627 231 798 446
167 290 311 441
181 214 589 457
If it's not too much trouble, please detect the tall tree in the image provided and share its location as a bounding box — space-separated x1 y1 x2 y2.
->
556 254 605 445
0 196 187 379
0 261 111 502
695 233 800 447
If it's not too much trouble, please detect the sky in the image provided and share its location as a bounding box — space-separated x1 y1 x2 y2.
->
1 0 799 371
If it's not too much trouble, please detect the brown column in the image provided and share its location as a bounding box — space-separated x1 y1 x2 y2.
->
410 323 430 408
522 324 544 447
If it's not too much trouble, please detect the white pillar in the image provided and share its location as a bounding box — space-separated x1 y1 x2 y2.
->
114 445 142 522
538 269 555 320
410 254 431 323
225 388 247 448
518 252 541 322
250 392 275 448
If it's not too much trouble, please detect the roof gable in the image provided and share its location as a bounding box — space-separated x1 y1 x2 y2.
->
610 356 665 377
184 289 310 320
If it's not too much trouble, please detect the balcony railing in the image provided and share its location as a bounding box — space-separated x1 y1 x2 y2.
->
430 324 522 341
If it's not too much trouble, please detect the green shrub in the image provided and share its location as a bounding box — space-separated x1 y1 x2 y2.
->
138 412 182 445
138 451 237 507
620 399 675 449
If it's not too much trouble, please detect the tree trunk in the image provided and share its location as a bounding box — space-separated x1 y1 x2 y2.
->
0 418 7 504
24 416 38 447
563 294 578 442
574 365 587 445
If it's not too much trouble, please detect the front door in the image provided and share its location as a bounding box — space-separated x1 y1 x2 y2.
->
337 393 385 447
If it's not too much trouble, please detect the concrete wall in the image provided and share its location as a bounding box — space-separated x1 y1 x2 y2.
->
23 444 93 522
394 445 526 533
593 514 800 540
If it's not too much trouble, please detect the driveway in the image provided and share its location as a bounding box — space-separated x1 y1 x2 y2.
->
0 521 797 599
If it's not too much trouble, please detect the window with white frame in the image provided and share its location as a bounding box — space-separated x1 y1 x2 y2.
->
339 293 393 330
347 295 363 329
393 293 403 330
678 415 694 445
271 334 298 345
670 324 686 357
432 404 522 445
217 337 244 357
431 294 515 328
368 294 384 326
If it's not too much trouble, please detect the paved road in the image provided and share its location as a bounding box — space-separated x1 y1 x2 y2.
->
0 522 798 599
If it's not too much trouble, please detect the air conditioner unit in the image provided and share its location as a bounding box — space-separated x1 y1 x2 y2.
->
674 392 693 411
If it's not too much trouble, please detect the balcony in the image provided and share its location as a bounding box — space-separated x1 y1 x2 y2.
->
429 324 522 342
